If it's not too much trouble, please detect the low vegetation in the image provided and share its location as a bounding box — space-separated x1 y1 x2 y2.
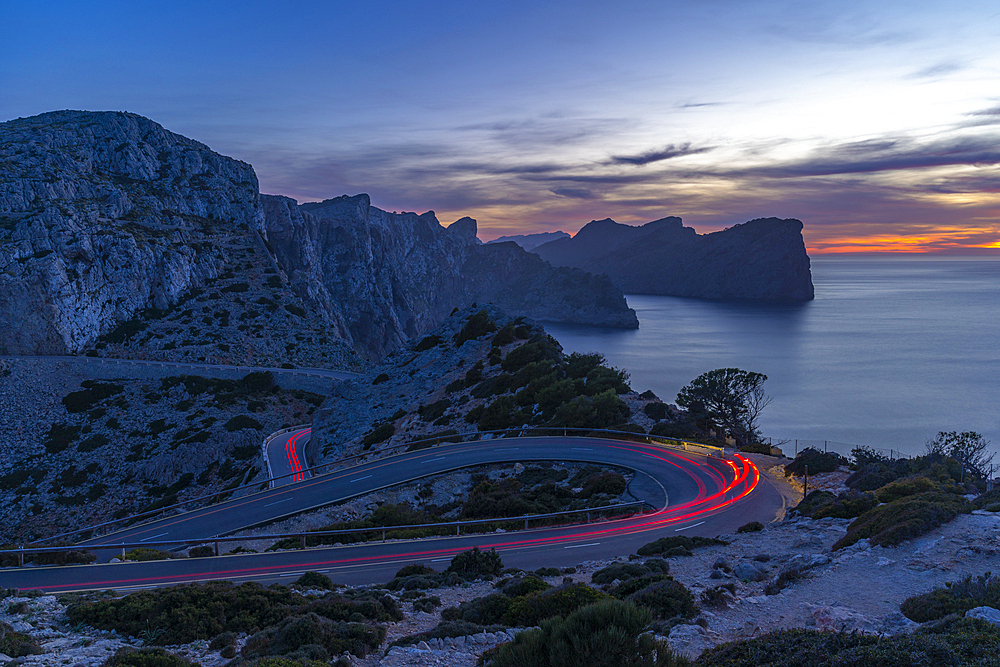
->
901 572 1000 622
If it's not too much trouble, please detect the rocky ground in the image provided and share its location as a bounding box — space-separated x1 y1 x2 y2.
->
5 465 999 666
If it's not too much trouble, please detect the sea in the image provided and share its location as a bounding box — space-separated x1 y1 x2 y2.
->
543 256 1000 460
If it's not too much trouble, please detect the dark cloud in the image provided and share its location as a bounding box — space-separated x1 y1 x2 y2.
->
959 105 1000 128
734 136 1000 178
550 187 595 199
610 142 714 166
908 61 963 79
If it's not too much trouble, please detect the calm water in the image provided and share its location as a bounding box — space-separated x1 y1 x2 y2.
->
543 257 1000 458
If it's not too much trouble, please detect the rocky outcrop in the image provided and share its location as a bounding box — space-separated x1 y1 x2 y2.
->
534 216 815 301
0 111 263 355
1 110 636 360
262 194 637 358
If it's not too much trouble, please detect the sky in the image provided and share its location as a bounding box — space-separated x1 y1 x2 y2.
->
2 1 999 253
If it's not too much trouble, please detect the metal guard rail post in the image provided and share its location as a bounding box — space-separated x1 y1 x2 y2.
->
31 427 726 545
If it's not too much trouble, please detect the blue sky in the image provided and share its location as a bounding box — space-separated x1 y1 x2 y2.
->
2 0 999 252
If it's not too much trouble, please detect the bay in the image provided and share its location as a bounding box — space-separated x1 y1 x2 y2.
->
543 257 1000 459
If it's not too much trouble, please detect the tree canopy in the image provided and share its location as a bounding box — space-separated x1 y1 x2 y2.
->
676 368 770 447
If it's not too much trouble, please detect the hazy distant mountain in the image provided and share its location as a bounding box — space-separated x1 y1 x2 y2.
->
0 110 637 359
486 230 570 252
534 216 815 301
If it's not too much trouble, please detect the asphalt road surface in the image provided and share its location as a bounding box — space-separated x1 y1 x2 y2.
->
267 427 313 486
2 437 783 593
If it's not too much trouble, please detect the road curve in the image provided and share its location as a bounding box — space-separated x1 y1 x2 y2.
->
3 437 783 592
266 427 313 486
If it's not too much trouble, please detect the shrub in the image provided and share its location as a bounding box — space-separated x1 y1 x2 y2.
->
447 547 503 578
484 599 686 667
736 521 764 533
811 491 879 520
643 402 669 421
700 582 737 609
418 399 451 421
738 441 773 455
225 415 263 432
876 476 944 503
472 374 512 399
592 562 664 586
784 448 848 476
492 323 515 346
414 335 442 352
413 596 441 613
636 535 728 557
833 492 967 550
628 579 696 619
188 546 214 558
549 390 630 430
362 423 395 448
442 593 512 625
372 373 390 385
500 576 552 598
123 548 179 562
240 371 275 393
579 471 627 498
504 584 610 627
395 564 436 578
241 612 385 660
901 573 1000 622
209 632 238 650
0 622 42 657
454 310 497 345
62 381 125 413
792 490 836 517
501 337 560 373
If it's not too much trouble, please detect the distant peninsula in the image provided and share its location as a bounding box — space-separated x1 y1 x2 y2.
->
534 216 815 301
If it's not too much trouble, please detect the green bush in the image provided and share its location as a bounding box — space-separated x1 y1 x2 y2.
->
736 521 764 533
901 573 1000 622
833 492 967 550
700 583 737 609
362 423 395 448
483 599 687 667
442 593 512 625
696 621 1000 667
549 390 630 430
0 622 42 657
579 471 627 498
738 441 773 455
472 374 512 399
643 402 669 421
414 335 442 352
876 476 946 503
492 323 516 346
628 579 696 619
455 310 497 345
62 381 125 413
241 612 385 660
188 546 214 558
636 535 728 557
504 583 611 627
784 447 848 476
103 648 196 667
123 548 180 562
501 337 561 373
500 576 552 598
418 399 452 421
592 561 668 586
296 572 334 590
413 596 441 613
372 373 390 385
395 564 436 578
447 547 503 578
225 415 263 432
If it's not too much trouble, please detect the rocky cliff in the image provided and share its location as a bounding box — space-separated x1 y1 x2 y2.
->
485 230 569 251
534 216 815 301
1 111 636 360
0 111 264 355
262 194 637 358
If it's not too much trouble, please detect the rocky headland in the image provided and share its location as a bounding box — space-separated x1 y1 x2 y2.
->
0 110 636 364
534 216 815 301
485 231 570 252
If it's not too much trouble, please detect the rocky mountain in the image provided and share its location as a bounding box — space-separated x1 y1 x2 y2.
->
534 216 815 301
0 111 636 361
485 230 569 252
0 110 266 356
262 195 637 358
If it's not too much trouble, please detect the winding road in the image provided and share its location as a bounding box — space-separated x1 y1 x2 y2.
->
2 435 782 593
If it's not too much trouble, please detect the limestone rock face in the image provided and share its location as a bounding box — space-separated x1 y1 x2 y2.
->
534 216 815 301
0 110 262 354
262 194 638 358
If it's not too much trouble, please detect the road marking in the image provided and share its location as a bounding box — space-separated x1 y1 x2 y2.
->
422 457 446 464
493 448 519 451
350 475 373 483
139 532 169 542
263 498 294 507
674 521 706 531
564 542 600 549
571 447 593 451
431 557 452 562
278 572 305 577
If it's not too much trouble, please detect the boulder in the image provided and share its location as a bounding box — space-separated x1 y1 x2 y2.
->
966 606 1000 627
